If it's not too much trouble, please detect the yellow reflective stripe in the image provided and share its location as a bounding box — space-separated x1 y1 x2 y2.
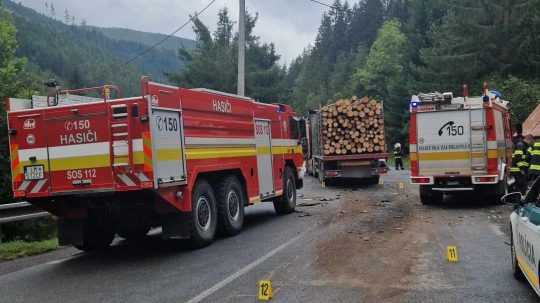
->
186 147 256 160
510 167 520 172
20 160 50 171
487 150 498 159
272 146 302 155
517 255 540 288
49 155 110 171
156 149 183 161
530 165 540 171
418 152 470 161
257 146 272 155
518 161 529 167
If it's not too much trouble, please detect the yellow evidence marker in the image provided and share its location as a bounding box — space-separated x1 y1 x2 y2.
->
258 280 273 301
379 177 384 185
399 182 405 190
447 246 458 262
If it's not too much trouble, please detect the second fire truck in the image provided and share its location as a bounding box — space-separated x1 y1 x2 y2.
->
409 85 512 204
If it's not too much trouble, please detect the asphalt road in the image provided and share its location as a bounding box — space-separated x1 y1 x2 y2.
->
0 170 538 303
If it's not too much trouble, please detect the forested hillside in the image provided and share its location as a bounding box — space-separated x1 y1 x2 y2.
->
4 0 194 93
168 9 287 103
285 0 540 145
97 27 196 52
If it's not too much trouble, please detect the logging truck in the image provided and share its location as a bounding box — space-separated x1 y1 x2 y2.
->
409 86 512 204
6 78 305 250
306 97 389 184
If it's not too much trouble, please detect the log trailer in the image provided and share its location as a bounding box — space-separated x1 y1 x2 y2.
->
6 79 305 250
305 99 388 185
409 85 512 204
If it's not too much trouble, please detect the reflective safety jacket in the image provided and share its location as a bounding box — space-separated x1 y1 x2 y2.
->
393 147 402 159
529 142 540 173
510 149 529 173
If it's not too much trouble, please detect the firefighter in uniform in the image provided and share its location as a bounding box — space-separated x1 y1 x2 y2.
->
394 143 404 170
529 139 540 182
510 141 529 194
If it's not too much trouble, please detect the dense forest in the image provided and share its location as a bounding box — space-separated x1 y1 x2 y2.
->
3 0 193 92
2 0 540 202
0 0 195 202
171 0 540 147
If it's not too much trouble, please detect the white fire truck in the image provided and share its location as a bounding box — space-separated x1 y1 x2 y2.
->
409 85 512 204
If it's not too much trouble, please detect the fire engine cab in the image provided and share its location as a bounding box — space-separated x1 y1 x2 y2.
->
409 84 512 204
6 79 305 250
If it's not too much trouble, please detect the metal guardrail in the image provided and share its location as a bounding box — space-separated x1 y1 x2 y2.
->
0 202 50 224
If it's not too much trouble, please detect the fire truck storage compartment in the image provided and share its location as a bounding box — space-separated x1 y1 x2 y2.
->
254 119 274 197
149 107 186 185
416 108 483 176
49 105 113 191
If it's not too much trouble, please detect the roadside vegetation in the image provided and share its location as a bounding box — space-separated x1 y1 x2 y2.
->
0 238 58 261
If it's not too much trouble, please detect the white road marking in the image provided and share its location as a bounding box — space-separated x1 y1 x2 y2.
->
185 232 306 303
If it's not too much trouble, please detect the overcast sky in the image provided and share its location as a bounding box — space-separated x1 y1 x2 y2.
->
18 0 331 64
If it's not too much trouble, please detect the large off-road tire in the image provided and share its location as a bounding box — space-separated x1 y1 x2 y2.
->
420 186 443 205
189 179 218 248
273 167 297 215
510 226 525 281
75 212 115 252
216 175 245 236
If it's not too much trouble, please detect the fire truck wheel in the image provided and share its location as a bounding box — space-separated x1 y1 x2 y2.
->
493 178 509 204
217 176 245 236
190 179 218 248
75 215 115 251
274 167 297 215
420 186 442 205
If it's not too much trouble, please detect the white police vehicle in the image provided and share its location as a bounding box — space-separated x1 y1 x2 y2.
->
507 177 540 295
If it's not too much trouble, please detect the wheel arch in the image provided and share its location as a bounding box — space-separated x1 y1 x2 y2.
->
285 159 302 189
194 169 249 206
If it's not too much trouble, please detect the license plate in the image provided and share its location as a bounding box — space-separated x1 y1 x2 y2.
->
24 165 44 180
447 181 460 186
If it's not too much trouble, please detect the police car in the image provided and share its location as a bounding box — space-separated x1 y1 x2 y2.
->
507 177 540 295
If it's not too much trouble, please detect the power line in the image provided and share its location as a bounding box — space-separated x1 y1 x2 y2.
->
125 0 218 65
307 0 340 10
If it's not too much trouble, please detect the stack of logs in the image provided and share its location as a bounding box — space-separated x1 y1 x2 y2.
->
321 96 385 156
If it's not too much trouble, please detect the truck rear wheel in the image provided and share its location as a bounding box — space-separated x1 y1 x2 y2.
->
190 179 218 248
492 178 508 204
273 167 296 215
75 213 115 251
420 186 442 205
216 176 245 236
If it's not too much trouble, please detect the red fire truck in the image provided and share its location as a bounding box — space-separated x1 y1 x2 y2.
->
6 79 305 250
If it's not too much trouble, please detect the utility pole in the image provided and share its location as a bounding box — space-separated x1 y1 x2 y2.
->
237 0 246 96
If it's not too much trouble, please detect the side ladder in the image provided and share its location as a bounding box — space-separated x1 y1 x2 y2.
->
110 104 134 170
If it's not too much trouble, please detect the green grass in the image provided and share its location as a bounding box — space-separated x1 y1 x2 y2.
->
0 238 58 261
